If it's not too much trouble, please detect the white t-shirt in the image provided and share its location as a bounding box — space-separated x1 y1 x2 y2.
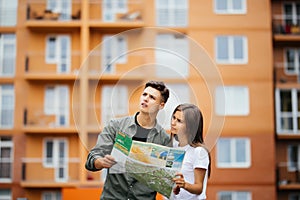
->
167 145 209 200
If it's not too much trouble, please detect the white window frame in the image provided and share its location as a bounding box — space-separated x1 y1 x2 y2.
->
215 35 248 64
101 85 128 126
0 137 13 182
276 88 300 134
157 83 190 129
42 191 61 200
101 35 127 74
0 84 14 129
214 0 247 14
102 0 127 22
283 2 300 27
47 0 71 20
0 34 16 77
44 85 69 127
215 86 249 116
155 0 188 27
43 138 68 182
0 189 12 200
217 191 252 200
0 0 18 26
45 35 71 73
155 34 189 78
217 137 251 168
284 48 300 75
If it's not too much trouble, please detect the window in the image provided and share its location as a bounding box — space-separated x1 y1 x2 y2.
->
289 193 300 200
157 83 190 129
0 34 16 77
0 189 11 200
217 138 251 168
44 85 69 126
218 191 251 200
155 34 189 78
215 35 248 64
42 191 61 200
43 139 68 182
276 89 300 134
101 35 127 73
0 0 18 26
214 0 246 14
283 2 300 27
102 0 127 22
101 85 128 126
215 86 249 116
0 137 13 182
47 0 71 20
288 145 300 172
156 0 188 27
284 48 300 77
0 84 14 128
46 35 71 73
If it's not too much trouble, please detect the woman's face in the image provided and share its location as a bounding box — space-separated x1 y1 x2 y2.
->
171 110 186 136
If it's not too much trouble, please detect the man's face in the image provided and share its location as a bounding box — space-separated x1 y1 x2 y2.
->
139 86 164 114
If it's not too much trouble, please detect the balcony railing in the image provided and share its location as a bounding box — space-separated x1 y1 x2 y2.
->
23 107 74 129
26 0 81 21
274 62 299 83
277 162 300 188
89 0 143 23
21 157 80 184
273 15 300 35
25 51 81 76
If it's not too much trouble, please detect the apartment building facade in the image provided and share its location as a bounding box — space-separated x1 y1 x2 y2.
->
0 0 276 200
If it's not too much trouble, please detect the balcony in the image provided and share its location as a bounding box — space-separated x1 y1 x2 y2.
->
89 0 145 30
277 162 300 190
24 51 81 80
87 51 147 80
273 15 300 42
23 107 76 134
26 0 81 29
274 62 299 84
21 157 81 188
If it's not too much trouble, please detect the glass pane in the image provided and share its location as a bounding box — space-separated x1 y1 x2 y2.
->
217 139 231 163
233 37 243 60
281 117 293 131
284 3 293 25
286 49 296 72
236 139 246 162
0 163 11 178
46 141 53 164
280 90 292 112
233 0 242 10
236 192 249 199
1 147 11 158
47 37 56 60
217 37 229 60
3 44 15 75
216 0 227 11
297 4 300 25
0 189 11 196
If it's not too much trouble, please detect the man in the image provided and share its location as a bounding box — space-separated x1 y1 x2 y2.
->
85 80 171 200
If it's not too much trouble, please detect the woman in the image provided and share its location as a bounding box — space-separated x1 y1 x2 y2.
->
168 103 211 200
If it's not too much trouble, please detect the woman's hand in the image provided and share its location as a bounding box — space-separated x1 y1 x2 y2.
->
173 173 186 189
94 155 116 169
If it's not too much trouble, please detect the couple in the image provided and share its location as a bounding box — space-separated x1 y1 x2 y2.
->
85 80 211 200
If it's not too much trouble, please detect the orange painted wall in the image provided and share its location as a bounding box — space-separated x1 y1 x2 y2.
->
63 188 165 200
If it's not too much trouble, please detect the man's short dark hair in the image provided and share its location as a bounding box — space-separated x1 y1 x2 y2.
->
145 81 169 103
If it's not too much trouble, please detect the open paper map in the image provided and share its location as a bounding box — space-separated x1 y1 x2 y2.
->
110 131 186 198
